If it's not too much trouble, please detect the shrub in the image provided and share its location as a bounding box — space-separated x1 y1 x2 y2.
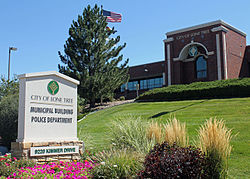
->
0 93 19 149
137 78 250 102
164 117 189 147
110 116 156 154
119 96 125 101
139 142 206 179
77 95 86 115
198 118 232 178
147 122 163 144
89 148 143 179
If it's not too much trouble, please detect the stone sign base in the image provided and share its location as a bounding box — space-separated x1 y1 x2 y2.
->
11 141 84 164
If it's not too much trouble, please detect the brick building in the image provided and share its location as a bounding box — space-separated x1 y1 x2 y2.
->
116 20 250 99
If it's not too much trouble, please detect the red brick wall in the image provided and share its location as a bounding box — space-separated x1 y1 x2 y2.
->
225 28 246 79
169 25 219 58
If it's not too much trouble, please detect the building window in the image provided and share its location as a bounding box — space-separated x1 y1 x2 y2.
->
140 79 147 90
120 84 126 92
140 77 163 90
127 81 138 91
196 56 207 79
120 77 163 92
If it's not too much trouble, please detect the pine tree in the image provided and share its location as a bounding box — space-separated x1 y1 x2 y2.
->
58 5 129 107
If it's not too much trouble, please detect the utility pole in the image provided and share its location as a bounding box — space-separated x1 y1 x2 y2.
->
8 47 17 81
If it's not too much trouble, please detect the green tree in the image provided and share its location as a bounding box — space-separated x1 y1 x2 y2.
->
0 93 18 149
58 5 129 107
0 76 19 149
0 76 19 101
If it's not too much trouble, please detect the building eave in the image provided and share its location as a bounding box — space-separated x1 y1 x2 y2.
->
166 20 246 37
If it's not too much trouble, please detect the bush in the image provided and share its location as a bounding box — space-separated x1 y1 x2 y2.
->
147 122 163 144
110 116 156 154
77 95 86 115
89 148 143 179
139 142 206 179
119 96 125 101
198 118 232 178
137 78 250 102
0 93 19 149
147 117 188 147
164 117 189 147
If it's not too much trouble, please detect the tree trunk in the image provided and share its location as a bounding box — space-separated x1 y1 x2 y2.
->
100 95 103 105
89 98 95 108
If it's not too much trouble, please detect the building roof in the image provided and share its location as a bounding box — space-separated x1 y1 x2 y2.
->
129 61 165 80
166 20 246 37
18 71 80 85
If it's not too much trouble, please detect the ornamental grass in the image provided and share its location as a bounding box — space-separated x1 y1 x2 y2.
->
198 118 232 178
164 117 189 147
147 122 163 144
89 148 143 178
110 115 156 154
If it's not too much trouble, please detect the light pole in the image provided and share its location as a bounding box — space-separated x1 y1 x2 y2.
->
8 47 17 81
136 83 139 97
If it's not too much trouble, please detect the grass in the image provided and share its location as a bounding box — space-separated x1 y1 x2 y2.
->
110 116 156 154
78 97 250 178
88 148 144 178
198 118 233 178
147 122 162 143
164 117 189 147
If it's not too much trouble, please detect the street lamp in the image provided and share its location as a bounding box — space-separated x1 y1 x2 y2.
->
8 47 17 81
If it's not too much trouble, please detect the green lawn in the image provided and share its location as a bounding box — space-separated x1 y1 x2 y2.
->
78 97 250 178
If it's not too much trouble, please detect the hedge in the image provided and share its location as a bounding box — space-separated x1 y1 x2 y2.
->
136 78 250 102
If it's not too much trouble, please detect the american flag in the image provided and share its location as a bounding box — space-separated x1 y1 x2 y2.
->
103 10 122 23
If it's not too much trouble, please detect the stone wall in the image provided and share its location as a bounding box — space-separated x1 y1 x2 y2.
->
11 141 83 164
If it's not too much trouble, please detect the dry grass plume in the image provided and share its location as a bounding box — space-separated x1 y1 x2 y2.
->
164 117 189 147
147 122 163 143
198 118 232 160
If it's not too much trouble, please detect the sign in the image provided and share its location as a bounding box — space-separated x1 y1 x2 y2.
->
47 81 59 95
16 71 80 143
30 146 79 156
188 46 198 57
176 29 210 40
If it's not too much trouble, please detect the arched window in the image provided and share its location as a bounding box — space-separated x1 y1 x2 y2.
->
196 56 207 79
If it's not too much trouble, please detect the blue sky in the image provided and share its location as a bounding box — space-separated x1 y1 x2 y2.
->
1 0 250 79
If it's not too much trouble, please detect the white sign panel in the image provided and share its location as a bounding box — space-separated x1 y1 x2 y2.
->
16 71 80 143
30 146 79 156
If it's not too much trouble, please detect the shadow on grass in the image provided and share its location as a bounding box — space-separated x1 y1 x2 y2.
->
149 100 207 119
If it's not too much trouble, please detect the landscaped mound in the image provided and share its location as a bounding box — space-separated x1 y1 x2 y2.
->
136 78 250 102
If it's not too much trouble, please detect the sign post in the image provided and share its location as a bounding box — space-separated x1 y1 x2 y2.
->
11 71 83 163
